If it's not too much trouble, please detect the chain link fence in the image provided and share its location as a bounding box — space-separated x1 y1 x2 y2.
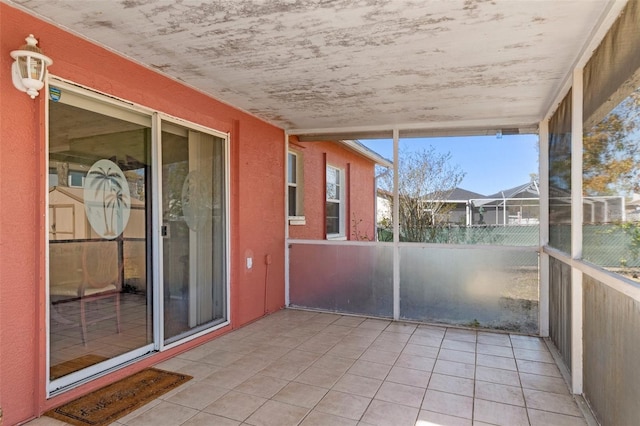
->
378 224 539 246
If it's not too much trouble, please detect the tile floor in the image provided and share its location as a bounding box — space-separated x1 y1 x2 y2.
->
30 309 591 426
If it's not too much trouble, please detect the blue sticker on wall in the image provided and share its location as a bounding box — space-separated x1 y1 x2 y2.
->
49 86 61 102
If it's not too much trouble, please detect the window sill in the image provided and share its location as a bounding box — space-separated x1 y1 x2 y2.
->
327 234 347 241
289 216 306 226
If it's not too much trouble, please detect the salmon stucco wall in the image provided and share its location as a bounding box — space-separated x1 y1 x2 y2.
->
0 4 285 425
288 138 377 241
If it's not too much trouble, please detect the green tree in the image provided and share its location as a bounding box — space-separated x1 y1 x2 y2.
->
379 146 465 242
584 89 640 196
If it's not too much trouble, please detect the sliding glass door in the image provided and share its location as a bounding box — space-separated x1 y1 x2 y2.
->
47 82 228 392
161 121 227 344
48 86 154 391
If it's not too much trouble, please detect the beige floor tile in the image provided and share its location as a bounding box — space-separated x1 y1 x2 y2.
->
477 343 515 358
433 359 475 379
527 408 588 426
375 381 425 408
358 318 391 330
524 388 582 416
181 412 240 426
415 325 446 337
333 373 382 398
312 355 355 373
299 411 358 426
394 353 435 372
244 400 309 426
35 311 593 426
428 373 474 397
199 349 246 367
222 340 262 355
347 360 392 380
473 399 529 426
513 347 555 363
315 390 371 420
445 329 477 342
408 334 444 348
273 382 328 408
401 343 440 358
259 359 309 380
510 336 547 351
295 340 337 354
384 322 417 334
476 353 517 371
117 399 162 424
175 345 213 362
327 343 367 359
307 312 341 324
177 360 222 381
477 333 512 347
360 399 419 426
267 335 308 349
442 339 476 353
203 390 267 421
368 341 404 355
320 325 354 337
417 410 472 426
516 359 562 377
385 366 430 388
340 334 377 347
360 348 400 365
234 374 289 398
348 328 382 341
333 316 366 327
279 349 321 365
475 381 525 406
123 401 198 426
200 366 256 389
153 357 191 372
378 330 412 343
250 345 291 360
227 354 274 375
438 348 476 365
421 389 473 419
165 381 228 410
519 372 570 394
295 366 344 388
475 366 521 387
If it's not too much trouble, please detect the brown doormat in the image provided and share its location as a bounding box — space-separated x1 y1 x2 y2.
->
45 368 192 426
50 354 108 380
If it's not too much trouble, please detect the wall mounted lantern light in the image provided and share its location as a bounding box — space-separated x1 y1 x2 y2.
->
10 34 53 99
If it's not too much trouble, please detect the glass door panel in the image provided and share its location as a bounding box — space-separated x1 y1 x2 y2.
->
48 89 153 385
162 122 226 344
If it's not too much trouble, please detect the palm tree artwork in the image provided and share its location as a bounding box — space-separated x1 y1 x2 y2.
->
84 159 131 239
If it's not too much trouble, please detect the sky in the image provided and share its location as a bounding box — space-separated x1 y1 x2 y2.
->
361 134 539 196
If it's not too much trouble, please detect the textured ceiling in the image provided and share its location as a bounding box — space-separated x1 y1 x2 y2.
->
8 0 619 136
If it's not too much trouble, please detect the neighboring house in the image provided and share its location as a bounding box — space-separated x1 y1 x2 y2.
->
288 137 391 241
474 181 541 225
430 187 487 226
387 182 542 228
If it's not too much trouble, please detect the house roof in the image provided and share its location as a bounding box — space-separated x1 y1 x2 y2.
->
445 187 487 202
486 181 540 200
7 0 626 138
339 140 393 168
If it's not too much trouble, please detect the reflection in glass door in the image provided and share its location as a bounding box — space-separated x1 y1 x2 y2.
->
48 86 154 389
161 122 227 344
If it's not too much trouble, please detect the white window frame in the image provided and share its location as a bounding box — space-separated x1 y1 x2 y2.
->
326 165 345 239
288 151 305 225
